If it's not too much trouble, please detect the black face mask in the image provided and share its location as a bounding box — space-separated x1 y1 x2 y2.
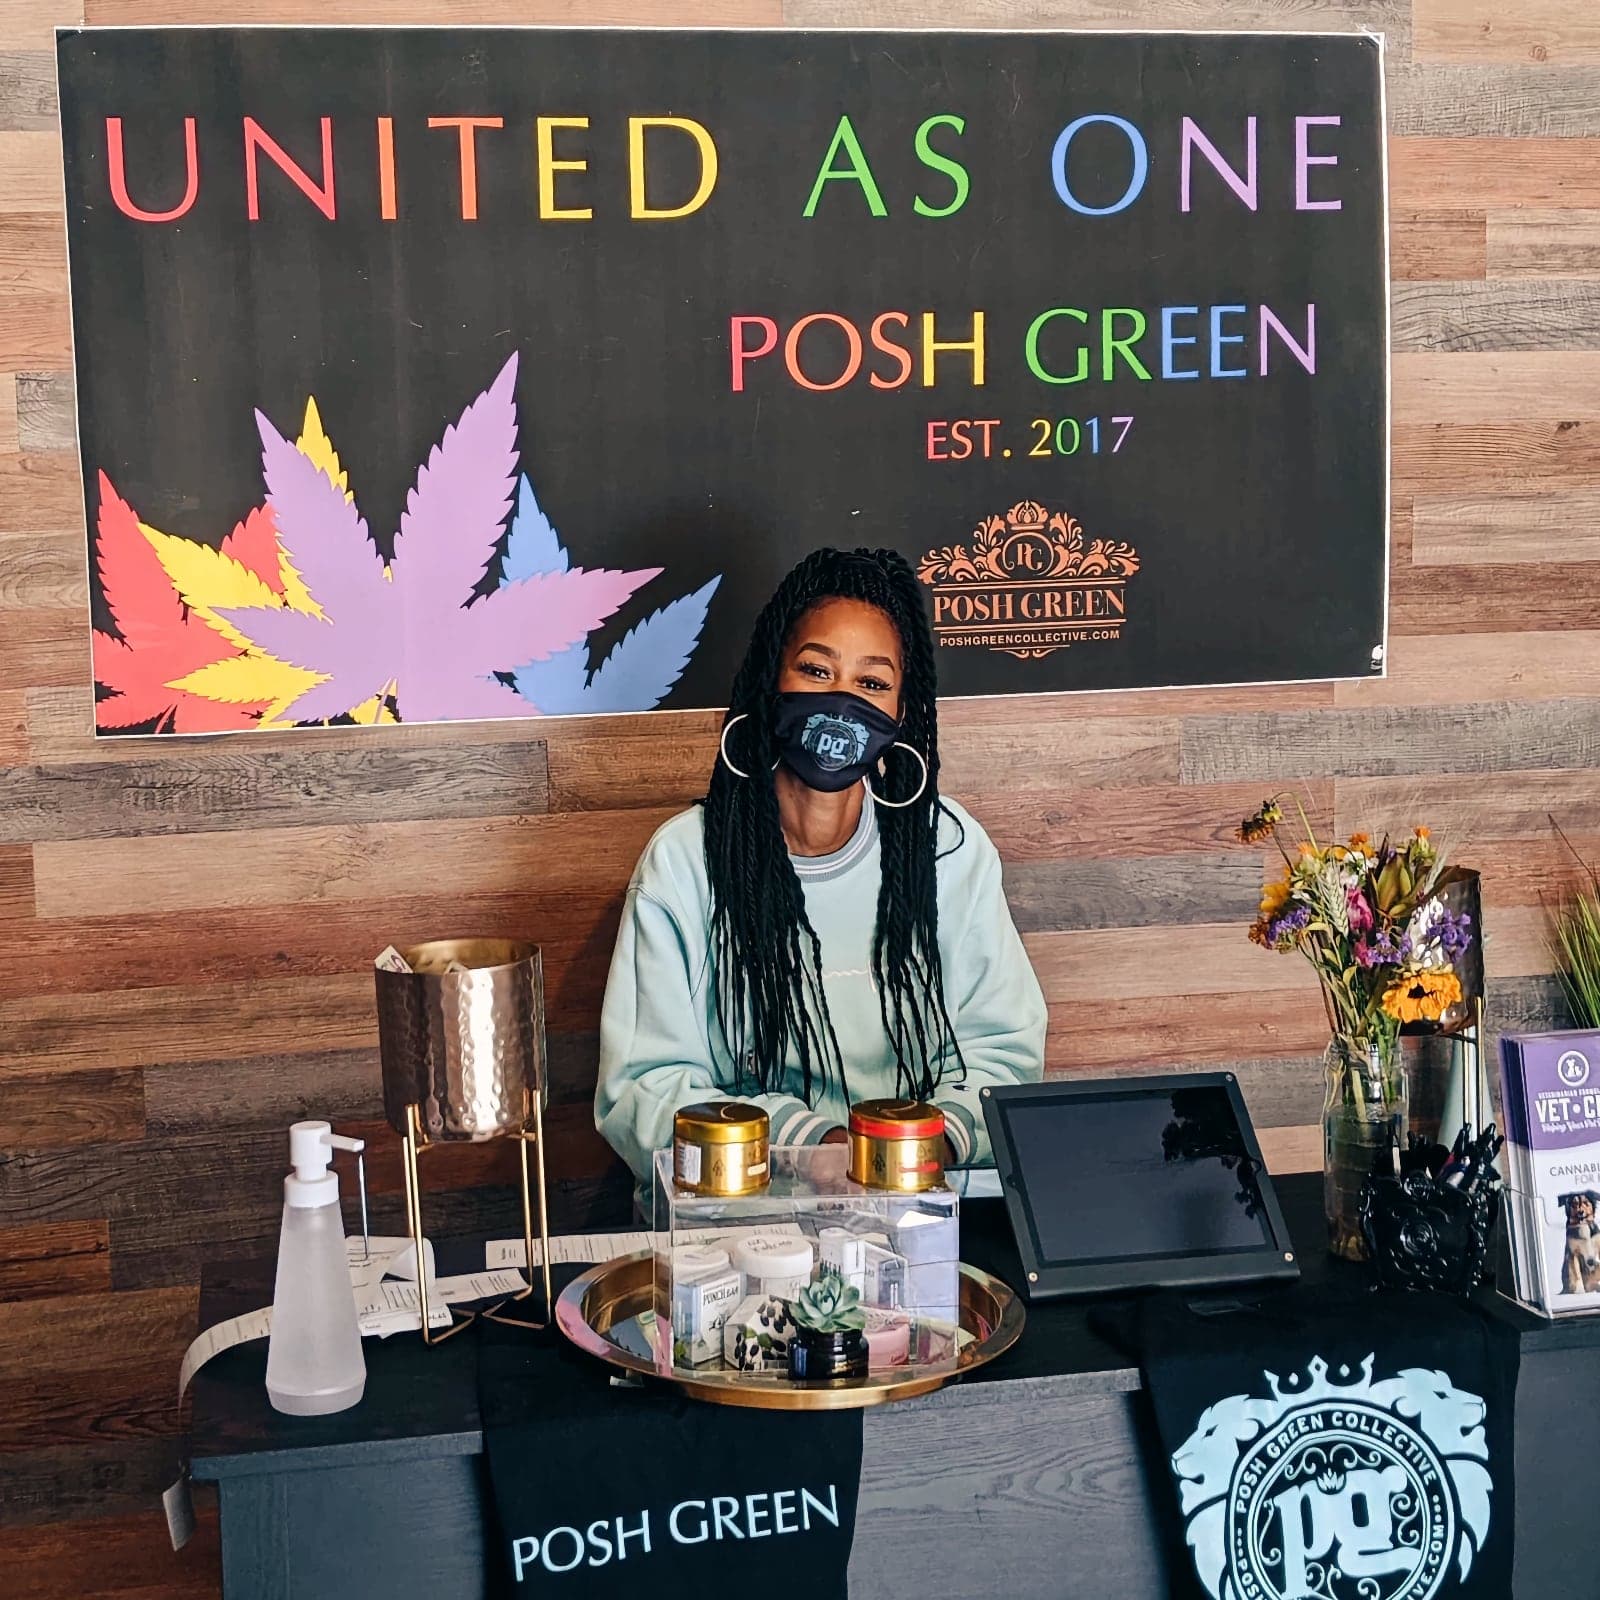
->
772 691 899 793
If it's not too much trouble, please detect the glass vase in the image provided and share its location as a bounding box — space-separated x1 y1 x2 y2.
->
1322 1035 1407 1261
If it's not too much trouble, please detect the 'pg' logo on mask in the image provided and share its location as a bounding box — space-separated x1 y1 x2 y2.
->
801 712 868 771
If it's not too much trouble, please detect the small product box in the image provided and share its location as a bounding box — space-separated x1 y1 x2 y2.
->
817 1227 867 1292
1497 1029 1600 1317
862 1307 912 1368
669 1246 744 1366
652 1142 961 1381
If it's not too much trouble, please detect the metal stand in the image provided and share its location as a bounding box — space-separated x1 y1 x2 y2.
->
401 1098 552 1343
482 1088 554 1331
401 1105 475 1345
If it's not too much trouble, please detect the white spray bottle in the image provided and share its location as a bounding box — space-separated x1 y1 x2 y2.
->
265 1120 367 1416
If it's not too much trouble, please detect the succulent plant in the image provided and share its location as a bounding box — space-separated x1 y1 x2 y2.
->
793 1269 866 1334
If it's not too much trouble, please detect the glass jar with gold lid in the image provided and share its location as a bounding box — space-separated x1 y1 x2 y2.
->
673 1101 770 1197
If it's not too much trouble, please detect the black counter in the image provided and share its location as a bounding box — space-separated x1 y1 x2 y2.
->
189 1174 1594 1598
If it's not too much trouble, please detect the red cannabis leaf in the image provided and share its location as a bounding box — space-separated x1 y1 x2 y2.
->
91 471 276 733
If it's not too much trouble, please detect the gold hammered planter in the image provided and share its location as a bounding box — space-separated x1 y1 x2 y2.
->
374 938 551 1340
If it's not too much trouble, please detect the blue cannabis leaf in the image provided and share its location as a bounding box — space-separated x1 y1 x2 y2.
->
581 578 720 712
500 470 718 714
501 473 569 582
513 577 719 714
512 641 591 714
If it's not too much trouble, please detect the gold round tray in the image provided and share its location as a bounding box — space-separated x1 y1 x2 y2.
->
555 1250 1025 1410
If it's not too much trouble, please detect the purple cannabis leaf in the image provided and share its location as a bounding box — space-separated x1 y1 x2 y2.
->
217 355 658 724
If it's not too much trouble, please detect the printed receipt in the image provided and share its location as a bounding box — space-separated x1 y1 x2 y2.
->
176 1235 528 1401
486 1221 804 1270
165 1237 527 1551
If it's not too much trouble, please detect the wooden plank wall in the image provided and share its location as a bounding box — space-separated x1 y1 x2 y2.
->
2 0 1597 1590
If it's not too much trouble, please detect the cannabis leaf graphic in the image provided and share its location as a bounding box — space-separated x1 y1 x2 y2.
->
143 399 391 727
505 474 721 715
215 355 659 724
91 471 276 734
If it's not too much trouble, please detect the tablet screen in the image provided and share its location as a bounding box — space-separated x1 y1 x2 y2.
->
999 1083 1276 1268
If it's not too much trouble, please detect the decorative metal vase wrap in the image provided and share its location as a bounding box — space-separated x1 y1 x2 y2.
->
375 938 547 1143
1400 868 1484 1038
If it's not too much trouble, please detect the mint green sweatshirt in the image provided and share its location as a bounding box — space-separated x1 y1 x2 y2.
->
595 796 1047 1191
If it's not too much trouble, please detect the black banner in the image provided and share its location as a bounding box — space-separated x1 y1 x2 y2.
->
1135 1289 1517 1600
478 1317 863 1598
58 27 1388 735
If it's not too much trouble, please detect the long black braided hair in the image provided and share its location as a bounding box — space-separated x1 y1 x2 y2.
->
703 547 964 1107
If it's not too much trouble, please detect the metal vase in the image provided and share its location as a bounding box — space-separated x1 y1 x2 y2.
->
373 938 552 1339
375 938 547 1144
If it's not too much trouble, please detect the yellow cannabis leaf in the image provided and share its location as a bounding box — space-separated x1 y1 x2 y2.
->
143 396 389 726
297 397 351 501
168 663 396 728
167 653 327 728
349 682 399 724
275 396 353 611
138 523 280 653
141 520 317 727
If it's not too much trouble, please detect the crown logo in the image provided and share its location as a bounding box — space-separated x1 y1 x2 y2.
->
918 502 1140 587
916 500 1140 661
1264 1354 1375 1407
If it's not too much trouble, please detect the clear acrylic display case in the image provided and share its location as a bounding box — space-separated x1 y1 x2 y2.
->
651 1143 961 1381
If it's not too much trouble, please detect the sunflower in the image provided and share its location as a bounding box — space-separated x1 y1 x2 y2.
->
1259 875 1293 920
1382 969 1463 1024
1236 798 1284 844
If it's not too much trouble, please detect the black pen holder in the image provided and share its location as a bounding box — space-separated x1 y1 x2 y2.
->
1358 1168 1498 1296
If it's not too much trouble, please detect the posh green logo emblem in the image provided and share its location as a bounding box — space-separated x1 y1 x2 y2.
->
917 500 1139 661
800 710 870 772
1172 1355 1494 1600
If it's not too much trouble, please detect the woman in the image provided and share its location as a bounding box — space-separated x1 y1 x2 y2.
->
595 547 1046 1198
